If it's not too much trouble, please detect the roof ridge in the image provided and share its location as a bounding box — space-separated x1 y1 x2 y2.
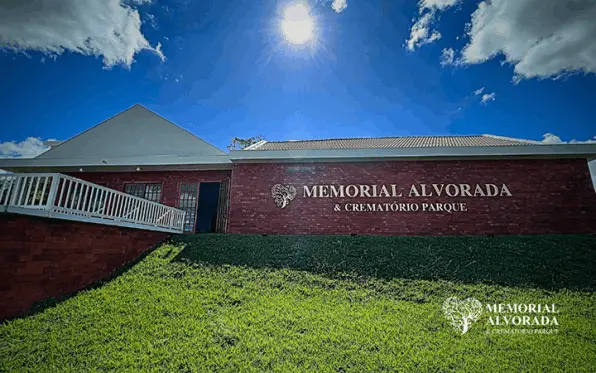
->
482 134 543 144
243 140 268 150
266 135 484 144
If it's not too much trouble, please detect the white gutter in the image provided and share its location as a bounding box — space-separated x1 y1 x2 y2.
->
0 154 232 172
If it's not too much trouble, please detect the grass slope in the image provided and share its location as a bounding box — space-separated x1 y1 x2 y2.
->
0 234 595 372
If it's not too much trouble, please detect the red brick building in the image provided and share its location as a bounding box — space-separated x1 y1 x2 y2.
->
2 105 595 236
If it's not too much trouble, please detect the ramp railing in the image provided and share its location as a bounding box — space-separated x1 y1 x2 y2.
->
0 173 185 233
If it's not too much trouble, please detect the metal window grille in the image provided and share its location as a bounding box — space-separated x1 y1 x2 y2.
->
179 184 198 232
124 183 162 202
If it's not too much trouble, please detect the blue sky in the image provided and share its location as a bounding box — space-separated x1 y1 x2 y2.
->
1 0 595 155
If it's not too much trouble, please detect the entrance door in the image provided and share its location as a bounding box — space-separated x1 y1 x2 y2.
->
215 178 230 233
196 182 221 233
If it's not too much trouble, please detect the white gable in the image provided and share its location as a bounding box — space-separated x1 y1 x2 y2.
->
37 105 226 160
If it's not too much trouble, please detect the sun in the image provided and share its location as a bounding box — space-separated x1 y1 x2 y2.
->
281 2 314 45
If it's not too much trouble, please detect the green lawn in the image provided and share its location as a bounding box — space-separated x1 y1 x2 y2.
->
1 234 595 372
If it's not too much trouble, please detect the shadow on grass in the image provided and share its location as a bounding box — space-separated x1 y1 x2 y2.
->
4 238 172 323
172 234 596 292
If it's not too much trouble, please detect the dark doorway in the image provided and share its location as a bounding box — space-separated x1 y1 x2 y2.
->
196 183 220 233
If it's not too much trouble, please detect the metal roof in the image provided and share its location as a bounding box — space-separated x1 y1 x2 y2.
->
247 135 541 151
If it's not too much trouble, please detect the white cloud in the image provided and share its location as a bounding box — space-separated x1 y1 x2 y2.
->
440 47 455 66
474 87 485 95
407 0 596 81
406 11 442 51
0 0 164 68
0 137 50 158
331 0 347 13
406 0 462 51
420 0 462 10
541 133 565 144
145 13 157 29
480 92 496 104
461 0 596 81
541 133 596 144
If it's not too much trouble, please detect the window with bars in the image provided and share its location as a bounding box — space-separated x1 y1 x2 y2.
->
179 184 198 232
124 183 162 202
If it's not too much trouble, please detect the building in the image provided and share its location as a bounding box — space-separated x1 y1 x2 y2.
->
1 104 595 236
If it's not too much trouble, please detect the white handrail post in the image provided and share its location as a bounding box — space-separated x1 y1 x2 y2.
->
9 177 22 207
0 176 12 207
46 174 61 211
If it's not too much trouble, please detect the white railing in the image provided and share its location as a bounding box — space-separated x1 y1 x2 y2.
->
0 173 186 233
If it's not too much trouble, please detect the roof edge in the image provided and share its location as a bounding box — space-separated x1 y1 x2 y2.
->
230 143 596 162
36 104 227 159
0 154 231 171
36 104 140 159
137 105 227 155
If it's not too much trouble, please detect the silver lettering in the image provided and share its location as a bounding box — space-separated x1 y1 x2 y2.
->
445 184 459 197
420 184 433 197
303 186 317 198
371 185 378 197
500 184 512 197
486 184 499 197
460 184 472 197
319 185 330 198
379 185 390 198
346 185 359 198
409 184 420 197
360 185 372 197
330 185 344 198
432 184 444 197
474 184 486 197
391 184 402 197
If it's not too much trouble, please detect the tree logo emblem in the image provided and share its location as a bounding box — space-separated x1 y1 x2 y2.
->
271 184 297 209
442 297 483 335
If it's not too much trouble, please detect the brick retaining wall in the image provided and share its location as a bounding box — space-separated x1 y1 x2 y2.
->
0 215 168 320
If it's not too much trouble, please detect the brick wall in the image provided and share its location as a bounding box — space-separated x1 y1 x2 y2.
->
228 159 596 235
70 170 231 208
0 215 169 320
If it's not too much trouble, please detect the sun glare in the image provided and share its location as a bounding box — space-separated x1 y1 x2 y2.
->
281 2 314 45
